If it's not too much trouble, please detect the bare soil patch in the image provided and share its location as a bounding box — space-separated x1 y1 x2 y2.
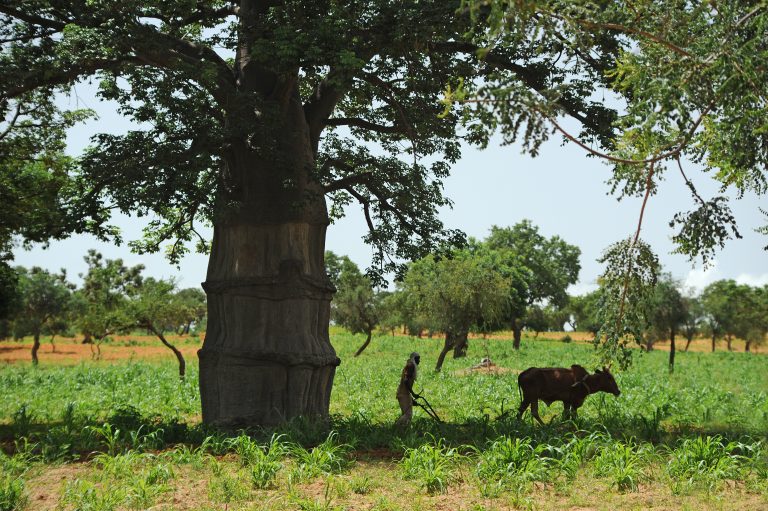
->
0 336 202 365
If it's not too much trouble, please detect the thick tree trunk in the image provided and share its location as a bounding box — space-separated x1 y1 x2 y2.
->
452 328 469 358
745 341 751 352
668 330 675 374
354 330 372 357
155 327 186 379
435 331 457 372
711 334 716 352
198 89 338 428
726 335 732 351
31 333 40 365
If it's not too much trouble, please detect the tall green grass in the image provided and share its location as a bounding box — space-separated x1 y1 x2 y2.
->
0 331 766 504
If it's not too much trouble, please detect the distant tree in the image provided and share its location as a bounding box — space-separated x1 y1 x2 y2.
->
485 221 581 349
568 290 603 336
731 284 767 353
0 263 21 340
77 250 143 358
128 277 188 377
326 252 382 357
377 290 401 337
403 246 508 371
42 311 72 353
525 305 548 338
649 274 686 373
174 287 206 335
14 266 72 364
680 294 704 352
701 280 740 352
544 303 571 332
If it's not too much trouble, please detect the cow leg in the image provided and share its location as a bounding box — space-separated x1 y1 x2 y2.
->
530 400 545 426
517 398 530 420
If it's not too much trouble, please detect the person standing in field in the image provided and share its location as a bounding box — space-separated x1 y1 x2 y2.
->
395 352 420 427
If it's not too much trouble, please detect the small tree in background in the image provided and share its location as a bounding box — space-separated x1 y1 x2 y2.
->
701 280 739 352
525 305 548 338
0 263 21 340
77 250 143 359
326 252 383 357
128 277 188 377
377 291 401 337
650 274 686 373
568 290 603 337
403 246 508 371
175 287 207 336
681 294 704 352
732 285 767 353
485 221 581 350
14 266 72 364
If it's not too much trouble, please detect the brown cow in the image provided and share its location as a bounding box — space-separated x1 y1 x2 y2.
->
517 365 621 425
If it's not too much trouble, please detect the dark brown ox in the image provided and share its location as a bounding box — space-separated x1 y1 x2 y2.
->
517 365 621 425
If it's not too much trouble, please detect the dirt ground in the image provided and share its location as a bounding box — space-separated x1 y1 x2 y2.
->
0 332 760 366
0 335 202 365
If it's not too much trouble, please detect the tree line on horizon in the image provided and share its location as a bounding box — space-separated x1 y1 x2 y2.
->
329 221 768 373
0 249 206 376
2 221 765 375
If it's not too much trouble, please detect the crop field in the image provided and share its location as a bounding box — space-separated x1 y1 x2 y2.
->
1 332 767 510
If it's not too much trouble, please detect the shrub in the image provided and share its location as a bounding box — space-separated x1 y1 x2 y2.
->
0 476 27 511
400 439 461 494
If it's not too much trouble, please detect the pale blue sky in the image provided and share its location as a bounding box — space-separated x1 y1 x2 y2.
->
13 87 768 294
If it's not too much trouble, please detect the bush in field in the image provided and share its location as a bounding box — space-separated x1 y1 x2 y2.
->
288 432 352 482
400 439 462 494
232 434 286 489
593 441 653 492
666 436 750 492
0 476 27 511
474 437 552 488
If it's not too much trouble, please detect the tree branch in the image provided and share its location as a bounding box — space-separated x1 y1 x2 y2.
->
323 168 374 193
324 117 402 134
2 57 146 100
0 6 66 30
304 68 359 153
428 40 598 130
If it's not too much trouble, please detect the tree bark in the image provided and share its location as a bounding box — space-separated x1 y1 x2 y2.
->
726 335 732 351
452 328 469 358
50 334 56 353
31 332 40 365
745 341 751 352
435 331 457 372
354 330 372 357
668 330 675 374
198 85 339 428
154 327 186 379
711 333 716 352
684 336 692 352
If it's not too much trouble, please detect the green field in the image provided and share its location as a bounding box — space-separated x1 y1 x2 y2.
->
1 332 767 510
